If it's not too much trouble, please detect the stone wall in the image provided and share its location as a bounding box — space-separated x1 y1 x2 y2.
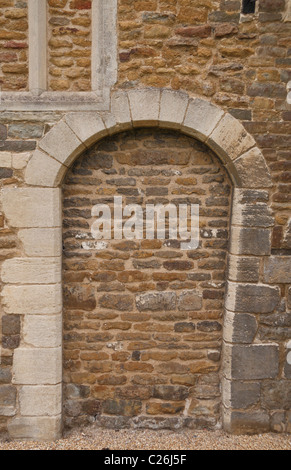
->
117 0 291 250
0 0 290 440
0 0 28 91
48 0 92 92
62 128 231 429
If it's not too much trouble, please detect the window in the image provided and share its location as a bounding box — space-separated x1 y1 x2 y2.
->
242 0 257 14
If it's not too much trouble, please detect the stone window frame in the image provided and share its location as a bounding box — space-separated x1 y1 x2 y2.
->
1 88 277 440
0 0 117 111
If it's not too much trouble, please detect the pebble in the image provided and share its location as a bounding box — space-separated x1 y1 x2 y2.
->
0 427 291 450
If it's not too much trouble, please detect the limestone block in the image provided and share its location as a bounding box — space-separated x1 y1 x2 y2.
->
110 90 132 131
23 315 62 348
224 310 258 344
226 282 280 314
230 226 271 256
183 98 224 143
223 409 270 434
224 343 279 380
222 378 260 409
8 416 62 441
1 284 62 315
39 120 85 167
228 255 260 283
263 256 291 284
231 203 274 228
208 113 256 162
65 112 108 148
18 228 62 257
231 147 272 188
13 347 62 385
19 385 62 416
0 152 12 167
160 89 189 129
1 258 61 285
128 88 161 127
25 149 66 188
12 152 32 170
2 188 61 228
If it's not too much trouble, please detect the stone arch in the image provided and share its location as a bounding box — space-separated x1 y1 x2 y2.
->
25 88 272 189
2 88 278 440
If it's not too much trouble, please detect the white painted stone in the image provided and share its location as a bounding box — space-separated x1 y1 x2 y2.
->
25 149 66 188
19 385 62 416
1 258 61 285
65 112 108 148
18 228 62 257
8 416 62 441
183 98 225 143
39 120 85 167
2 188 61 228
0 152 12 168
13 348 62 385
128 88 161 126
23 315 62 348
208 113 256 162
159 89 189 129
1 284 62 315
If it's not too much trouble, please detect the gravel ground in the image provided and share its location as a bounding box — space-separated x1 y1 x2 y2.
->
0 426 291 450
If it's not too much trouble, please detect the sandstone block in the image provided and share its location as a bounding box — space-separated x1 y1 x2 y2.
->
19 385 62 416
263 256 291 284
231 147 272 188
222 379 260 410
228 255 260 283
13 348 62 385
23 315 62 348
1 258 61 285
8 416 62 441
65 112 108 148
230 226 271 256
208 113 256 163
25 149 66 188
18 228 62 257
226 282 280 314
159 89 189 129
1 284 62 315
183 98 224 143
128 88 161 127
224 344 279 380
39 120 85 167
2 188 61 228
136 291 176 311
224 311 258 344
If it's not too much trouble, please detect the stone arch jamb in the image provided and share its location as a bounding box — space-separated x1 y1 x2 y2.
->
1 88 275 440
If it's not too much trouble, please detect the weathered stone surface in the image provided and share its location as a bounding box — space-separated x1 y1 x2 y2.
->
231 147 272 189
228 256 260 283
1 284 62 315
224 311 258 344
230 227 271 256
8 417 62 441
1 258 61 285
224 344 279 380
222 379 260 409
103 399 142 416
2 188 61 228
226 282 280 314
25 149 66 188
223 410 270 434
183 98 224 142
18 228 62 257
263 257 291 284
136 292 176 311
13 348 62 385
178 291 202 311
23 315 62 348
19 385 62 416
261 380 291 410
0 386 16 408
64 285 96 311
153 385 189 401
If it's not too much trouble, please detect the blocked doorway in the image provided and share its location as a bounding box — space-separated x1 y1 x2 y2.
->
62 127 232 430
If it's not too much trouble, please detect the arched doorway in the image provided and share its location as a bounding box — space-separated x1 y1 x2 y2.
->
2 88 275 440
